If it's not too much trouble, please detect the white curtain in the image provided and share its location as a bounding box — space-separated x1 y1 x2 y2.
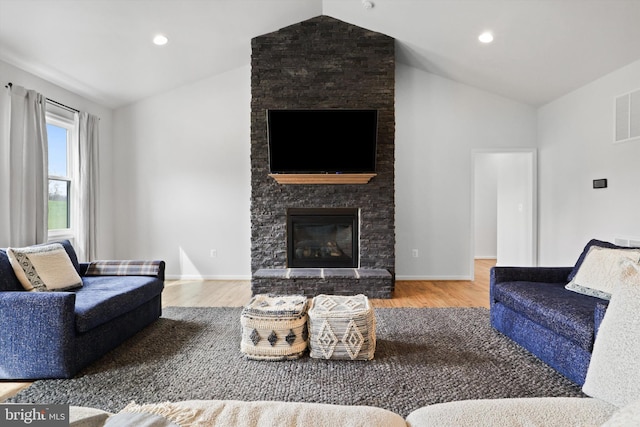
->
76 112 99 261
0 86 10 246
0 85 48 247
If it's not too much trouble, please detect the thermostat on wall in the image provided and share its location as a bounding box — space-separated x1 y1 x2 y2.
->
593 179 608 189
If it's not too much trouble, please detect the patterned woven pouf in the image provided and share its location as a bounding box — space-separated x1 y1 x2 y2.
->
308 294 376 360
240 294 309 360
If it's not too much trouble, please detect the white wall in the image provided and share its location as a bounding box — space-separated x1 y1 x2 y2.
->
0 59 115 259
538 59 640 266
495 152 535 267
395 64 537 279
112 66 251 279
474 154 498 259
473 151 536 267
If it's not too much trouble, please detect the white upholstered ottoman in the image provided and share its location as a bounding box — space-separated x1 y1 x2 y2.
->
240 294 309 360
308 294 376 360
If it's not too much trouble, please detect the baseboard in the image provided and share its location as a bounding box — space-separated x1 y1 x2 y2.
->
395 275 474 281
165 274 251 281
474 256 497 260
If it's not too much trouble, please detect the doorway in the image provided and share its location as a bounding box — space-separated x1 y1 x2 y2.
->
471 149 537 279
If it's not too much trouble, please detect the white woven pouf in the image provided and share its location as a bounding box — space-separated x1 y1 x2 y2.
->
308 294 376 360
240 294 309 360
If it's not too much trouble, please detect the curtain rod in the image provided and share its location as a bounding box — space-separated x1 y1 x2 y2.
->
5 81 80 114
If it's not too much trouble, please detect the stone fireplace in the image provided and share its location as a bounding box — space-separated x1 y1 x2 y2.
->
287 208 358 268
250 16 395 298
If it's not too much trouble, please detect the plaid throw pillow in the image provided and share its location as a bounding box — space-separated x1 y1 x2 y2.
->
85 260 162 277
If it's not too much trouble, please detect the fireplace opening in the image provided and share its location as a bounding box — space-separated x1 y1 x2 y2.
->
287 208 358 268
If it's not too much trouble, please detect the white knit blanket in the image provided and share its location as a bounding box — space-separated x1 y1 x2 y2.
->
105 400 406 427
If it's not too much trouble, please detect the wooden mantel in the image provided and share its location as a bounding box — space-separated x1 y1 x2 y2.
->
268 173 376 185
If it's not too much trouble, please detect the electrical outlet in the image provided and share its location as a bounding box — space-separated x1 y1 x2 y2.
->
210 249 217 258
412 249 419 258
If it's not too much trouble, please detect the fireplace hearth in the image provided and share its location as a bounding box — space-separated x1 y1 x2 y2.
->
287 208 358 268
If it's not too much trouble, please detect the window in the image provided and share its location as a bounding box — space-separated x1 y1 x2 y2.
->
46 109 77 239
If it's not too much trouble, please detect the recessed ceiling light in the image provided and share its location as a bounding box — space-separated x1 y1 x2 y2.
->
153 34 169 46
362 0 374 9
478 32 494 44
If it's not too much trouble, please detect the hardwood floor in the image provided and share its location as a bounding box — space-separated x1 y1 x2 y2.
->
162 279 253 308
162 258 494 309
370 258 494 308
0 259 495 402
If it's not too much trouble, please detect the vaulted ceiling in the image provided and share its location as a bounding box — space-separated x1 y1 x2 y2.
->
1 0 639 108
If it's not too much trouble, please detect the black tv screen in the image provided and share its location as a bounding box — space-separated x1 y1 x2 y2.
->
267 109 378 173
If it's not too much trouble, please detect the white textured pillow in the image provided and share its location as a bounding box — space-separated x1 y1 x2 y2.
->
565 246 640 300
582 259 640 408
7 243 82 292
602 399 640 426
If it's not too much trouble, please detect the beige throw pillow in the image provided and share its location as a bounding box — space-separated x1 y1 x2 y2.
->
582 259 640 408
565 246 640 300
7 243 83 292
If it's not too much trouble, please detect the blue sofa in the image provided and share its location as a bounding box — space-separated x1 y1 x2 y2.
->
489 239 628 386
0 240 165 380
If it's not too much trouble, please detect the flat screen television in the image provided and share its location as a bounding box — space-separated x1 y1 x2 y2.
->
267 109 378 174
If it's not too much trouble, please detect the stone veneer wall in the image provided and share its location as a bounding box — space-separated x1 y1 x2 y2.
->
250 16 395 295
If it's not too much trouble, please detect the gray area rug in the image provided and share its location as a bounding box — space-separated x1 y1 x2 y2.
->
9 307 583 416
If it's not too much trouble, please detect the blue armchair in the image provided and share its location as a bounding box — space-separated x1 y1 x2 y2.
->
489 239 626 385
